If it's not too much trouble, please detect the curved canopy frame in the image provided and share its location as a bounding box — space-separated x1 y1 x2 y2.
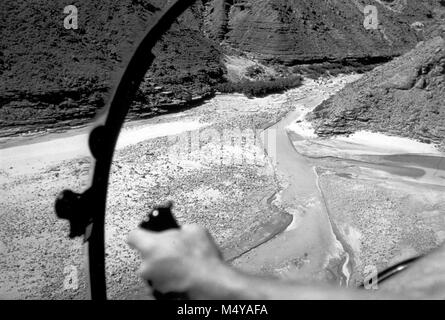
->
55 0 198 300
54 0 422 300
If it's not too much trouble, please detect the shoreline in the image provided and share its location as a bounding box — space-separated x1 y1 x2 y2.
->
287 111 443 157
0 80 306 299
231 74 362 284
283 90 445 287
2 72 443 298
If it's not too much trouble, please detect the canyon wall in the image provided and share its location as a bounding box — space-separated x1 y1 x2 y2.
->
203 0 436 63
309 36 445 149
0 0 223 136
1 0 442 136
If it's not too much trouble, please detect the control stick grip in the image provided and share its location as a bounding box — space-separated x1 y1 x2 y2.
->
138 202 188 300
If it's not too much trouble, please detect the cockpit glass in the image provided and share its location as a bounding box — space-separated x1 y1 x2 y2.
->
1 0 445 300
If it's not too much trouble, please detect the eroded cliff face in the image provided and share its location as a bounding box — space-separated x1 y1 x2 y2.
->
1 0 442 137
0 0 224 136
308 36 445 149
203 0 436 63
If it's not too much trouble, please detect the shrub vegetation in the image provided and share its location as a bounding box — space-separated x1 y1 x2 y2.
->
214 76 303 97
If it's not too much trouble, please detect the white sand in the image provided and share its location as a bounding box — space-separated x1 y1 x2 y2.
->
0 120 208 175
335 131 441 155
288 129 442 159
287 109 442 158
116 120 207 148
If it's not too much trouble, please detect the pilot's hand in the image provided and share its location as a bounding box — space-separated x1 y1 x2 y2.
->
127 224 223 295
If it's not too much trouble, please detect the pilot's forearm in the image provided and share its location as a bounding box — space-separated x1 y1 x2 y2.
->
187 261 403 300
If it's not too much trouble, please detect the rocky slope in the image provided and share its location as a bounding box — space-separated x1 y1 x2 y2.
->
1 0 443 137
204 0 437 63
0 0 224 136
308 36 445 149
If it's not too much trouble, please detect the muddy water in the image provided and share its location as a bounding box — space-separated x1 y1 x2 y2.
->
379 154 445 182
232 90 353 284
5 72 441 293
320 154 445 184
232 75 445 286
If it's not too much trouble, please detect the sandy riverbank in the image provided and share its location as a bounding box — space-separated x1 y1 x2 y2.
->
0 77 305 299
0 120 209 176
2 72 442 299
286 94 445 288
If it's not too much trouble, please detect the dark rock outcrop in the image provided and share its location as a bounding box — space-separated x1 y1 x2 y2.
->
309 36 445 149
0 0 224 136
1 0 443 137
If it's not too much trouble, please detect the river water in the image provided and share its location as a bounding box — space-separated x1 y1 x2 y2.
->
2 74 444 296
232 77 361 284
232 75 445 287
